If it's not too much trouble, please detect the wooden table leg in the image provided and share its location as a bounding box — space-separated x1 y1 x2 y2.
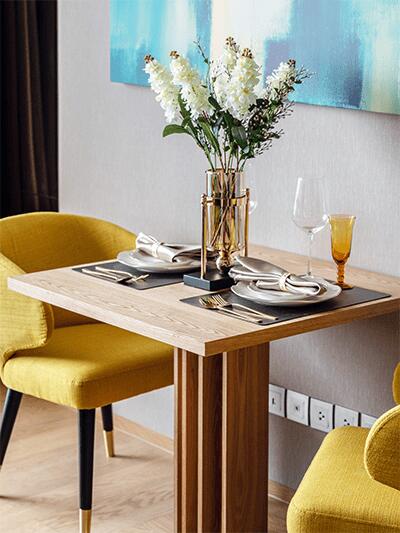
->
198 354 222 532
222 343 269 532
175 348 222 532
174 343 269 533
175 349 199 532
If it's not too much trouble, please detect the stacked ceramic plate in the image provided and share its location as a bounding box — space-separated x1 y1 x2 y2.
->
117 250 200 274
231 277 341 307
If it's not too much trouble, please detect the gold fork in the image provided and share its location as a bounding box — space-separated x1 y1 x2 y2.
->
95 266 149 282
82 268 148 284
199 297 263 324
209 293 278 321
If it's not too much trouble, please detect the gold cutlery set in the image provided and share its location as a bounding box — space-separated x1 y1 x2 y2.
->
81 266 149 284
199 294 278 324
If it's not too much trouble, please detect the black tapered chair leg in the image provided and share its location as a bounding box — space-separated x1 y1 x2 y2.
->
101 404 114 458
0 388 22 469
79 409 95 533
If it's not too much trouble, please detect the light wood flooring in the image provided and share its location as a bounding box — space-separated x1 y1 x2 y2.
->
0 391 288 532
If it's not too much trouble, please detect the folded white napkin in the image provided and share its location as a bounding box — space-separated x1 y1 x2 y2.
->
136 233 203 263
229 256 323 296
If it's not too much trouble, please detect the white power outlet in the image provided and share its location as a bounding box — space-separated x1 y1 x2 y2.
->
361 413 378 429
334 405 359 428
269 384 285 417
286 390 309 426
310 398 333 433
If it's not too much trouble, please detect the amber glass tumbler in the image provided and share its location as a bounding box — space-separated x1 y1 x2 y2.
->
329 214 356 289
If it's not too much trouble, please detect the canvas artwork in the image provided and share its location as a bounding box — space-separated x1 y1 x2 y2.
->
110 0 400 115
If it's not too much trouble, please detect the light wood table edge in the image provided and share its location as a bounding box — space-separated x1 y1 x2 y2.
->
203 296 400 355
8 275 399 358
7 275 209 356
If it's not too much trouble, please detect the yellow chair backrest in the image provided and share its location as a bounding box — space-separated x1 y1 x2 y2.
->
393 363 400 405
0 212 136 328
364 362 400 491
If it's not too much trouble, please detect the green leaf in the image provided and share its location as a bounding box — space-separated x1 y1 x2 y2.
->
208 95 221 110
232 125 248 149
198 117 221 155
223 111 234 128
162 124 189 137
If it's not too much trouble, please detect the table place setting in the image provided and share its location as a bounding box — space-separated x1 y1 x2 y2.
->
180 251 391 325
117 232 204 273
73 232 215 290
73 227 391 325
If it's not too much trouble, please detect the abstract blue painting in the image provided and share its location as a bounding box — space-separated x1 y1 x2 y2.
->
110 0 400 115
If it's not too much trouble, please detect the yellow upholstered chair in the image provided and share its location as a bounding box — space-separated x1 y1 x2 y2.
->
287 363 400 533
0 212 174 533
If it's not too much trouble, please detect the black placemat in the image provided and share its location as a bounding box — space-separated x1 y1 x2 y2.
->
73 260 191 290
180 286 391 326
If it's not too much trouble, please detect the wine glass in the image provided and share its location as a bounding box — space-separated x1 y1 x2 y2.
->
329 214 356 289
292 177 328 277
245 162 258 214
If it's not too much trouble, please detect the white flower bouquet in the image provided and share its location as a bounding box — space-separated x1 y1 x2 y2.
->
144 37 310 173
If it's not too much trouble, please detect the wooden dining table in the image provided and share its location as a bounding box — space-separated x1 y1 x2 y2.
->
8 245 400 532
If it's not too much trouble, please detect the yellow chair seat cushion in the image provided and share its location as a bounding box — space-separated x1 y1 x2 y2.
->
287 427 400 533
1 324 173 410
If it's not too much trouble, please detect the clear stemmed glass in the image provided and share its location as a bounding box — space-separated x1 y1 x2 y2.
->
292 177 328 277
245 162 258 215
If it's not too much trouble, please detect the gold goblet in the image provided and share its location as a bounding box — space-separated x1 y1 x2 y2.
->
329 214 356 289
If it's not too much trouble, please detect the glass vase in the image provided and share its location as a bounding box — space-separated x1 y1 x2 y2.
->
205 169 248 273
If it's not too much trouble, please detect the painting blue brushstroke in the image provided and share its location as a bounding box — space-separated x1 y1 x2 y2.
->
110 0 211 86
110 0 400 115
263 0 399 114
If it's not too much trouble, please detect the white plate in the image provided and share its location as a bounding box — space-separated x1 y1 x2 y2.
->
231 279 341 307
117 250 200 273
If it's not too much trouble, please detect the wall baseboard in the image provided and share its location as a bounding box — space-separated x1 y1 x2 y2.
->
114 413 173 454
114 413 295 505
268 480 295 504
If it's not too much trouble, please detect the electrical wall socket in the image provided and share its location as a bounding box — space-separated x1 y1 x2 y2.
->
269 384 285 417
269 383 376 435
309 398 333 433
361 413 378 429
286 390 309 426
334 405 359 428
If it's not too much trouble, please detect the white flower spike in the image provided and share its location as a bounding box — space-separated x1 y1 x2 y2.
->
212 36 239 109
265 59 297 100
169 51 211 120
225 48 260 120
144 55 180 123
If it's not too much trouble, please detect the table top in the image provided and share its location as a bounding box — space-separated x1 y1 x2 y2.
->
8 245 400 356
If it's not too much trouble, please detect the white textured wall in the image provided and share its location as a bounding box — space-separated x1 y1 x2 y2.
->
59 0 400 488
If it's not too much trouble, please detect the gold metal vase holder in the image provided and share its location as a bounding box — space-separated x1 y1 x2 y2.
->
183 183 250 291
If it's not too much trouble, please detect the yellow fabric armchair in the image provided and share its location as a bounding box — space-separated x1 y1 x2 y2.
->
287 363 400 533
0 212 174 533
365 404 400 492
0 252 53 366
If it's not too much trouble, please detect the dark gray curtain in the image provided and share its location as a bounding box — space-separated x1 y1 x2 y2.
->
1 0 58 217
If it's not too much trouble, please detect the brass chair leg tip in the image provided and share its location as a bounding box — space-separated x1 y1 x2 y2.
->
79 509 92 533
103 430 115 458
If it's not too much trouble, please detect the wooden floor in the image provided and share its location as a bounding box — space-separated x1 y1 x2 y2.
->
0 391 288 532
